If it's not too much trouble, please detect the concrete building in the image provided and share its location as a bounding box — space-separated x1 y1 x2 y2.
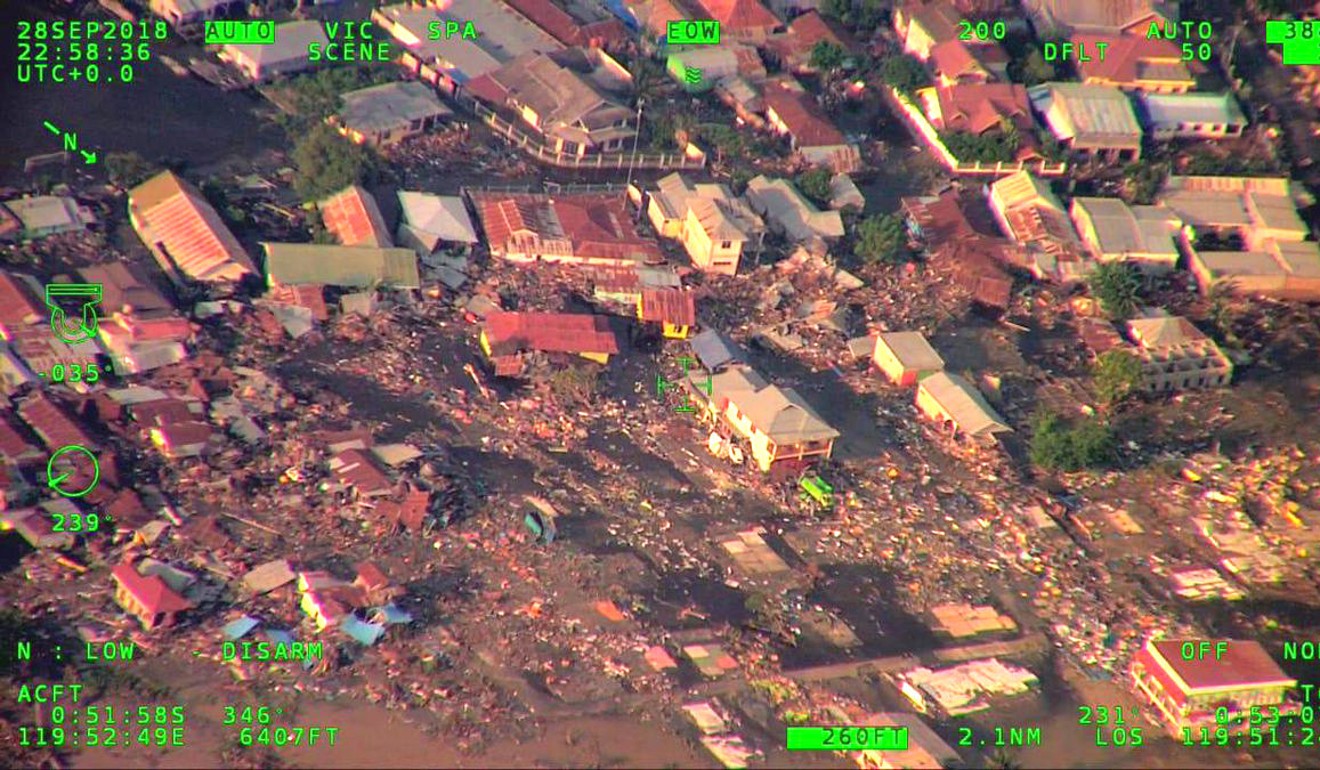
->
1125 313 1232 392
2 196 95 239
1131 638 1296 736
1135 92 1247 140
987 171 1093 283
1029 83 1143 163
1158 175 1311 251
915 371 1011 442
687 364 839 472
1069 197 1182 273
646 173 765 275
220 21 329 82
1187 240 1320 301
872 332 945 387
334 81 453 147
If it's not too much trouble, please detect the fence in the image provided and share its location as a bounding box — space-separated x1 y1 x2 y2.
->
886 87 1069 178
463 96 705 171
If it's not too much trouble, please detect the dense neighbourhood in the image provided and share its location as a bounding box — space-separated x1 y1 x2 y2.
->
3 0 1320 768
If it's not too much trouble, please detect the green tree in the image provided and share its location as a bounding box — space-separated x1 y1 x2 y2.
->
697 124 746 164
796 167 834 206
1093 349 1143 404
820 0 885 32
1011 48 1056 87
1088 261 1142 320
1123 162 1168 204
104 151 160 188
291 125 379 203
809 41 848 73
854 214 909 265
1029 411 1117 472
940 130 1019 163
879 54 931 98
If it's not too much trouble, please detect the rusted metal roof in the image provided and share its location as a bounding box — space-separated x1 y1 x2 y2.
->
639 288 697 325
128 171 254 283
17 392 96 450
483 311 619 355
319 185 392 248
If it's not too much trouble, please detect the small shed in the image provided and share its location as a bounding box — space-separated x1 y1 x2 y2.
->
873 331 945 386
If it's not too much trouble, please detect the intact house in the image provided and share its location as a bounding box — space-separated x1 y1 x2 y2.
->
112 561 192 631
1022 0 1178 37
927 38 1010 87
1187 241 1320 302
685 363 839 473
333 81 454 147
896 0 1008 85
761 79 861 172
744 175 844 256
638 288 697 339
915 371 1011 444
987 170 1094 283
918 83 1041 162
128 171 255 285
467 51 635 157
220 20 329 82
1125 312 1233 391
872 331 945 387
1131 638 1296 736
692 0 784 44
2 196 96 239
1073 34 1196 94
763 11 857 74
149 0 244 31
372 3 509 97
667 45 767 93
645 173 766 275
1029 83 1143 163
318 185 393 248
1069 197 1182 273
503 0 630 49
480 311 619 376
1135 91 1247 141
469 191 663 267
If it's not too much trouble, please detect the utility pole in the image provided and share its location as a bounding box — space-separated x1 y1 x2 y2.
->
625 98 644 189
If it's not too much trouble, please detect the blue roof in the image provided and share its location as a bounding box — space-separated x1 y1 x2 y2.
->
340 616 386 646
370 604 414 625
222 616 261 640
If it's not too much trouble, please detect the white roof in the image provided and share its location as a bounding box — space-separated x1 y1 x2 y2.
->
1072 197 1180 257
744 176 844 243
374 4 506 79
877 331 945 371
223 20 328 68
397 191 478 246
1136 92 1247 130
918 372 1011 437
4 196 89 232
1030 82 1142 145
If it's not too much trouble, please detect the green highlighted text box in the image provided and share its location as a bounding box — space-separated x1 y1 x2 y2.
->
667 19 720 45
786 726 908 752
204 20 276 45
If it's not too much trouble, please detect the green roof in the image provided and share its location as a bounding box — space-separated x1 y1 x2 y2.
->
262 243 420 288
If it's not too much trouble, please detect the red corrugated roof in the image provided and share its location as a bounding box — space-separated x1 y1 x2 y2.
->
332 448 392 494
504 0 628 47
0 271 43 336
17 393 95 450
128 171 254 282
319 185 392 248
697 0 781 31
934 83 1033 135
153 421 213 449
112 562 192 616
0 417 38 462
484 311 619 355
640 289 697 325
1145 640 1295 698
763 85 847 148
1074 34 1193 85
471 193 663 264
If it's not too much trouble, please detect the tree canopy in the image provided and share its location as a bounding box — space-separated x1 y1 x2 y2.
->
879 54 931 98
105 152 160 189
810 41 848 72
1122 162 1168 205
292 124 379 203
1029 411 1117 472
796 167 834 207
941 129 1020 163
854 214 909 265
1093 349 1143 404
1088 261 1142 320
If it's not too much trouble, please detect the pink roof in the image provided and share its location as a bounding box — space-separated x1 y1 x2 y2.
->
697 0 780 32
152 421 213 449
0 271 43 336
0 417 38 462
112 563 191 616
17 393 95 450
332 448 392 494
933 83 1034 135
128 171 254 283
484 311 619 355
319 185 391 248
763 85 847 147
1142 640 1294 700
